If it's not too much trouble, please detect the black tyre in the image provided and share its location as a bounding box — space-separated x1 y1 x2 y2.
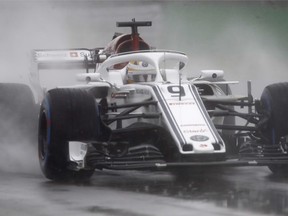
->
260 82 288 176
0 83 37 143
38 88 110 181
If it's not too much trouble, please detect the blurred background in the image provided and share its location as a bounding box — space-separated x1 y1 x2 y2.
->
0 0 288 97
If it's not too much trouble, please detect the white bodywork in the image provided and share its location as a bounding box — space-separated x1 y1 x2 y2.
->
32 49 239 167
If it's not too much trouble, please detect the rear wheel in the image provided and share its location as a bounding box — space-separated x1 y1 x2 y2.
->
38 88 110 181
260 82 288 176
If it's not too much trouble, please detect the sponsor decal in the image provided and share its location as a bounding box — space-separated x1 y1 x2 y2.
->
199 144 208 148
35 50 92 61
136 89 150 95
111 92 128 98
168 101 195 106
183 128 208 134
190 135 209 142
70 52 79 57
142 61 148 67
35 51 68 58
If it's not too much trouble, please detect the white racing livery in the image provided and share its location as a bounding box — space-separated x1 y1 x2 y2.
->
32 20 288 181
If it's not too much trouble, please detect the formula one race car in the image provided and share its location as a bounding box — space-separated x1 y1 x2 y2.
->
32 20 288 181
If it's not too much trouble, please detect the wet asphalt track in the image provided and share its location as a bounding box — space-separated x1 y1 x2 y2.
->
1 1 288 216
1 165 288 216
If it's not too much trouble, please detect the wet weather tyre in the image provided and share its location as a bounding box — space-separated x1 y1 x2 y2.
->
260 82 288 176
38 88 103 181
0 83 37 143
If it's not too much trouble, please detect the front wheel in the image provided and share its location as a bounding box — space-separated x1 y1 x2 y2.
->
38 88 109 181
260 82 288 176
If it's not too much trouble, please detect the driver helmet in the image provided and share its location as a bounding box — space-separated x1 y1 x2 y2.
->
126 61 156 83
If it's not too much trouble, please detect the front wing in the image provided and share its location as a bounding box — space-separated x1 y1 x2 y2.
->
86 157 288 171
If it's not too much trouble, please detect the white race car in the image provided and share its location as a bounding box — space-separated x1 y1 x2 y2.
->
31 20 288 181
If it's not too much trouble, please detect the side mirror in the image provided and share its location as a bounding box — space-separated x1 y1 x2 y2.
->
200 70 224 80
179 62 185 70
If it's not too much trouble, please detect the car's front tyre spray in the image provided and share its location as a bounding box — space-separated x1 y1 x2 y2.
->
0 83 37 143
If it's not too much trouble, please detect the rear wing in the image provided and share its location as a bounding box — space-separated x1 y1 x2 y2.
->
30 48 106 104
33 49 102 70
